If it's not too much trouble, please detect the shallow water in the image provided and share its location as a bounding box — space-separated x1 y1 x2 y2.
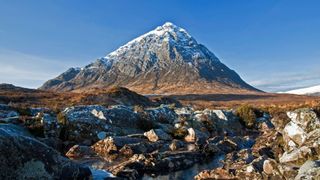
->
90 168 114 180
142 154 225 180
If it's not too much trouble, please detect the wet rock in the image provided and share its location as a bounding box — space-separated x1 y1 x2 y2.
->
295 160 320 180
0 124 91 179
144 129 172 142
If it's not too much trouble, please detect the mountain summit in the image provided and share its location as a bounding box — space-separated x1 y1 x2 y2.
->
40 22 258 94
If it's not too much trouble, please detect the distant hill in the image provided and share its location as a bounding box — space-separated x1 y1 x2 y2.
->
283 85 320 96
0 84 155 108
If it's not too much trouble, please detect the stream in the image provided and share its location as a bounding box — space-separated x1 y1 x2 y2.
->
142 154 225 180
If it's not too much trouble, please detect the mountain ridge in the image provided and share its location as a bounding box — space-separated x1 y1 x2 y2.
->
40 22 259 94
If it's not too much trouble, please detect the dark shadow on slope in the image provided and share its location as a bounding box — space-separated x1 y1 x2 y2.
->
165 94 275 102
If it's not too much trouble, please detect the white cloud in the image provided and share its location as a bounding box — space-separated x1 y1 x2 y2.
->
248 71 320 92
0 49 82 88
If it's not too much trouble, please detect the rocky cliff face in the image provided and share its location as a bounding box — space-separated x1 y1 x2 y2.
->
40 22 258 94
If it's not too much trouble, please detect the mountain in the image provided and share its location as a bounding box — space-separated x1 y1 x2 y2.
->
40 22 259 94
284 85 320 96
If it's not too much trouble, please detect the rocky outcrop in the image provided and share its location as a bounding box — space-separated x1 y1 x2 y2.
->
0 124 91 179
0 104 19 123
295 160 320 179
61 105 143 144
279 108 320 166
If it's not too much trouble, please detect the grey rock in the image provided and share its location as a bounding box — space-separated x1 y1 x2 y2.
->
295 160 320 180
0 124 91 179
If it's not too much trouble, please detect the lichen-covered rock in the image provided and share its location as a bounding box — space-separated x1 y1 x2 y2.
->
145 106 178 124
0 124 91 179
279 146 313 165
144 129 172 142
283 121 307 148
62 105 143 144
295 160 320 180
287 108 320 133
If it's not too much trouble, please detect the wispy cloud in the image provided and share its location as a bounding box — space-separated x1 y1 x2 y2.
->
0 49 80 88
249 71 320 92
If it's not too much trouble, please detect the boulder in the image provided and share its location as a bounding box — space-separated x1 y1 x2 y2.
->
184 128 209 145
263 159 278 175
282 121 307 148
295 160 320 180
41 113 60 138
0 104 19 123
0 124 91 179
287 108 320 133
145 106 178 124
279 146 313 165
61 105 142 144
144 129 172 142
92 136 146 157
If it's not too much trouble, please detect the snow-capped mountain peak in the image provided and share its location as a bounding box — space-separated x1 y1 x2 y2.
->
40 22 257 94
105 22 197 59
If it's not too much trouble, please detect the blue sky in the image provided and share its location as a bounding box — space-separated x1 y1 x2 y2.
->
1 0 320 92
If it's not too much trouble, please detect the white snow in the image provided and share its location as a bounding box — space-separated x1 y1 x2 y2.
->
282 85 320 95
104 22 198 60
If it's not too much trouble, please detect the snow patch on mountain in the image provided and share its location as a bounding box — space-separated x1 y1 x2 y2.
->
282 85 320 95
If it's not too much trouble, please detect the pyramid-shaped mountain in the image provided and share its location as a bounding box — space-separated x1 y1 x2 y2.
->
40 22 259 94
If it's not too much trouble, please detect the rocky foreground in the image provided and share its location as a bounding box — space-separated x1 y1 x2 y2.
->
1 102 320 179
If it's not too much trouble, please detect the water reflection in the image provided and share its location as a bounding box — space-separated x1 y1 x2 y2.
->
142 154 225 180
